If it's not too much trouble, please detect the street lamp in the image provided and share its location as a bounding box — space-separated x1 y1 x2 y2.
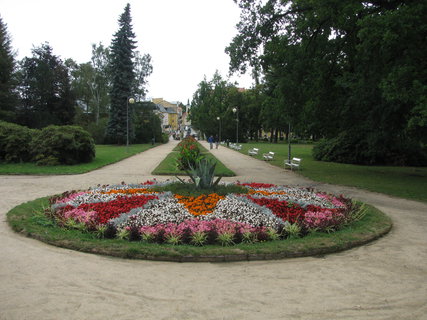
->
216 116 221 144
232 107 239 143
288 122 291 163
126 97 135 152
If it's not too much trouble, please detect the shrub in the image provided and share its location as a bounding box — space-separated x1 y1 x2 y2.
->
0 121 34 163
31 125 95 165
176 136 204 170
161 133 169 143
84 118 108 144
313 131 427 166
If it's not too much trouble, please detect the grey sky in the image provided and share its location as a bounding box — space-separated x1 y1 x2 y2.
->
1 0 253 103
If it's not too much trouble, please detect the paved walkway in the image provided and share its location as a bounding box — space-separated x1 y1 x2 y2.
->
1 140 426 320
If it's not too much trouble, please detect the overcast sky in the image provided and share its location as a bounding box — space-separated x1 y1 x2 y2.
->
1 0 253 103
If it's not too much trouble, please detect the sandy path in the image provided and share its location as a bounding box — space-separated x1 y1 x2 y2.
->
1 140 426 320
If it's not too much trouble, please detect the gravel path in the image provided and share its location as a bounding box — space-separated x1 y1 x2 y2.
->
1 140 426 320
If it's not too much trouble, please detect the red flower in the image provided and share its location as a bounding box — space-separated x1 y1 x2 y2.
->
239 182 276 188
246 196 304 223
77 195 157 225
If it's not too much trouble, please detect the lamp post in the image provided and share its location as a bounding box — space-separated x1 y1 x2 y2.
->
288 122 291 162
216 116 221 144
232 107 238 143
126 97 135 152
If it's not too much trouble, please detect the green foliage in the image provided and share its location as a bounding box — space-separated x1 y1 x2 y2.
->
190 72 253 142
266 228 280 241
84 117 109 144
165 233 182 246
117 228 130 240
283 221 301 240
133 101 163 144
313 133 427 166
106 4 137 144
0 121 33 162
190 231 207 246
0 17 17 122
176 136 205 170
217 232 235 246
227 0 427 165
16 43 75 128
95 225 107 239
161 133 169 143
0 143 155 174
133 51 153 101
152 181 248 198
184 158 222 189
30 125 95 166
152 149 235 177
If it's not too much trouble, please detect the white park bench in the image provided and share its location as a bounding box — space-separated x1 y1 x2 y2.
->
263 151 275 161
235 144 242 150
248 148 259 156
284 157 302 170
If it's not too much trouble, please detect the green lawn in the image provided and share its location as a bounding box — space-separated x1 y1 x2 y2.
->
152 151 235 176
235 142 427 202
0 144 159 175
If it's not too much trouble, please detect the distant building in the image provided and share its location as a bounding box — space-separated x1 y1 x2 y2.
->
152 98 183 133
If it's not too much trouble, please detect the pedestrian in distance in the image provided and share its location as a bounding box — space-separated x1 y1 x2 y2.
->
208 135 214 149
215 135 219 149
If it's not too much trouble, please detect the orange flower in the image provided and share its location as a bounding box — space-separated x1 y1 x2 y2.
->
102 188 157 195
175 193 224 216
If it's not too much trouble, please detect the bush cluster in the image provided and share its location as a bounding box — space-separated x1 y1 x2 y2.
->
313 131 427 166
0 121 95 166
0 121 34 162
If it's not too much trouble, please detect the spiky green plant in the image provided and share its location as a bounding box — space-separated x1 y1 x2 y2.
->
182 158 222 189
217 232 235 246
242 231 256 244
95 225 107 239
283 221 301 239
266 228 280 241
190 231 208 246
64 218 87 232
165 233 182 245
117 228 130 240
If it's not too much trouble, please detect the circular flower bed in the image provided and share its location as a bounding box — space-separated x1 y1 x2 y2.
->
47 180 363 247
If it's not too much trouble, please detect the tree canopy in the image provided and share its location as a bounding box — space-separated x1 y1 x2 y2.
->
16 43 75 128
226 0 427 165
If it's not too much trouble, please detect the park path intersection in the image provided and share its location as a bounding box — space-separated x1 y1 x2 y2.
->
0 140 426 320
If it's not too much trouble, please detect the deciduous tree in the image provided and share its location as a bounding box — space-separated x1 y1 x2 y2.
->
16 43 75 128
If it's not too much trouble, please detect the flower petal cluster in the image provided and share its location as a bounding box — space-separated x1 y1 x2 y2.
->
303 209 347 231
204 194 284 229
50 180 355 246
111 197 193 228
175 193 224 216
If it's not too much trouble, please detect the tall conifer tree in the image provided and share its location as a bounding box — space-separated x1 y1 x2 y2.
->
0 16 17 121
106 3 136 144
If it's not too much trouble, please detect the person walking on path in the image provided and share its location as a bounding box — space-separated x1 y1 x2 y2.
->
215 135 219 149
208 135 214 149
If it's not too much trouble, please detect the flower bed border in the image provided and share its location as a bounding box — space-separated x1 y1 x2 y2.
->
7 196 392 262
